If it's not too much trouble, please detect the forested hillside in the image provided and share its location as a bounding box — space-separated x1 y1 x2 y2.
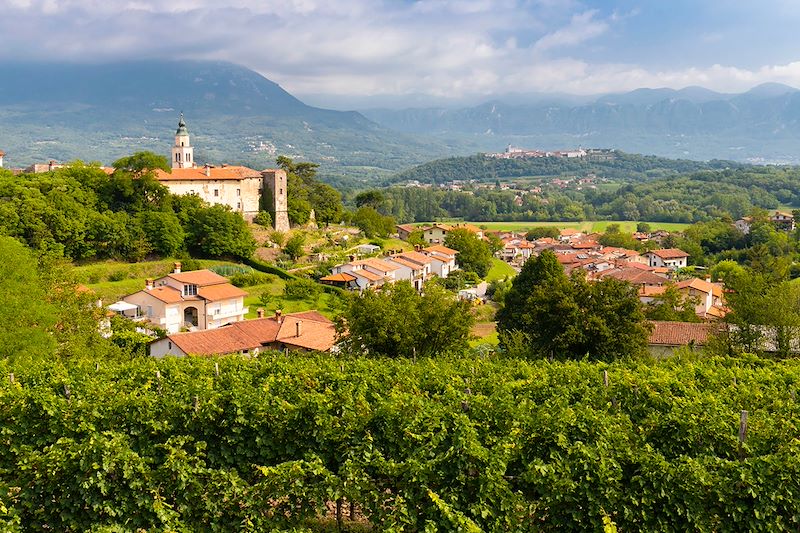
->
389 152 739 185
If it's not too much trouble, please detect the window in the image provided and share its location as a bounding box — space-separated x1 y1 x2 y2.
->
181 141 184 146
279 188 283 195
168 341 172 350
175 154 179 162
236 202 241 209
183 284 197 296
146 305 153 317
236 188 241 196
214 189 219 197
187 153 191 161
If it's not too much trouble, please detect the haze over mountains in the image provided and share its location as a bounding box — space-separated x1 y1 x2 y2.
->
2 60 800 186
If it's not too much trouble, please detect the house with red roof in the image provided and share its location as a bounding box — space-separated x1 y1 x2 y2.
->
643 248 689 270
149 309 337 357
118 263 248 333
422 244 459 277
648 321 719 357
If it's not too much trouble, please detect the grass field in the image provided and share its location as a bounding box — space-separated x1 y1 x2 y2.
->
242 280 338 319
417 220 691 233
486 258 517 282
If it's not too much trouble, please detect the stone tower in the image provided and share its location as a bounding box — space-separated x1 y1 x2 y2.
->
262 169 290 231
171 113 195 169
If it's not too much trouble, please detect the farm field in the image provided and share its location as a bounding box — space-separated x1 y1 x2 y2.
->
417 220 691 233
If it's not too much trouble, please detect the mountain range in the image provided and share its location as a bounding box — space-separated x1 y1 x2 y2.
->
361 83 800 164
2 60 800 188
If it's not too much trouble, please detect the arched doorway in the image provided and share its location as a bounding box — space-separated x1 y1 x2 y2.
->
183 306 199 328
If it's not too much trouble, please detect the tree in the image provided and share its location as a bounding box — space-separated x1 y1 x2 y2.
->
445 229 492 278
309 183 343 226
486 233 504 255
187 205 256 259
336 281 474 358
636 222 652 233
276 156 343 227
354 190 385 209
254 211 273 227
598 224 640 250
283 233 306 260
352 207 395 238
269 230 287 248
407 229 426 248
497 250 649 360
112 151 171 176
525 226 560 241
139 211 185 257
644 284 700 322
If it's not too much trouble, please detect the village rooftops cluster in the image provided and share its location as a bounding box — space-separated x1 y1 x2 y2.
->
321 245 459 291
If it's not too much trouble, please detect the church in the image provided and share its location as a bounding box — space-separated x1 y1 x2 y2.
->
153 115 290 231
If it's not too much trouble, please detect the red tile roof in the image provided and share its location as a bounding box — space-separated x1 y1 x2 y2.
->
647 248 689 259
163 311 336 355
198 284 249 302
320 272 357 282
154 166 263 181
648 321 718 346
396 250 433 265
143 286 185 304
166 269 228 286
352 269 383 282
423 244 458 257
354 258 400 272
599 267 668 285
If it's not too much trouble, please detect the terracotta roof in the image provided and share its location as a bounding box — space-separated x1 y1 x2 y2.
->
389 256 425 270
428 223 453 231
320 272 357 282
423 244 458 257
452 223 482 234
647 248 689 259
354 258 400 272
560 229 580 236
648 321 718 346
352 269 384 282
395 250 433 265
639 285 667 297
142 286 184 304
396 224 418 233
165 269 228 286
161 311 336 355
600 267 668 285
572 242 598 249
154 166 263 181
198 284 249 302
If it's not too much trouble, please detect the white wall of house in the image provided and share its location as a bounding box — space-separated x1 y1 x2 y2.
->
149 338 188 358
423 228 448 244
159 177 262 218
645 253 688 269
205 299 247 329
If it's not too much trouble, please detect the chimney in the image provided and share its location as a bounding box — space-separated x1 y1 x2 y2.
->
173 262 182 274
204 164 211 177
145 279 154 291
275 309 282 323
296 320 302 337
415 244 421 251
257 308 264 319
221 163 227 168
48 160 56 171
349 255 356 262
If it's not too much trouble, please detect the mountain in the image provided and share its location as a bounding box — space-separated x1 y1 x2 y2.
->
361 84 800 164
0 60 471 185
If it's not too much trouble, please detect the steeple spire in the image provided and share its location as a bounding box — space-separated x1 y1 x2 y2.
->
171 113 194 169
176 112 189 136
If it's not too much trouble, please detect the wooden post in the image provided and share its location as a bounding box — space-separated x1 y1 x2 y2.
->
791 388 796 401
336 498 343 531
350 500 356 521
9 373 14 384
214 362 219 377
155 370 162 393
603 370 609 387
739 410 748 458
64 384 71 399
95 362 100 372
193 395 199 413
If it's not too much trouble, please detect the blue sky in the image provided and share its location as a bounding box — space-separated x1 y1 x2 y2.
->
2 0 800 103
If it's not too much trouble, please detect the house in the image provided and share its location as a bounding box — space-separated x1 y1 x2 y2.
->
149 310 337 357
154 115 289 228
331 257 400 291
674 278 726 319
117 263 248 334
396 224 418 240
0 150 4 168
647 321 718 357
734 216 753 235
387 250 434 290
597 267 669 287
422 223 452 244
644 249 689 270
319 272 359 290
356 244 382 255
422 245 459 277
771 211 796 231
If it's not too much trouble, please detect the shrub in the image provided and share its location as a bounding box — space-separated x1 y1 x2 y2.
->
229 271 277 287
284 277 321 300
108 270 127 282
254 211 273 227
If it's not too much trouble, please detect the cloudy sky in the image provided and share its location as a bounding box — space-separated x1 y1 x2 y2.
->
3 0 800 104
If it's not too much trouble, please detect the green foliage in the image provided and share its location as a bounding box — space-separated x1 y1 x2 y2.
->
445 229 493 278
354 190 384 209
598 223 641 250
284 278 322 300
229 271 277 287
525 226 560 240
187 205 256 259
277 156 344 226
111 151 171 176
352 206 395 238
441 269 481 291
138 211 185 257
337 281 474 358
253 210 273 227
497 250 650 360
6 354 800 530
644 284 701 322
283 233 306 260
406 229 426 248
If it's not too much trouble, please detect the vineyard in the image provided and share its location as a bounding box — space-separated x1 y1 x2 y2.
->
2 353 800 531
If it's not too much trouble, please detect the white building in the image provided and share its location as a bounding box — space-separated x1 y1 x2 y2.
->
421 245 459 277
117 264 248 334
643 249 689 270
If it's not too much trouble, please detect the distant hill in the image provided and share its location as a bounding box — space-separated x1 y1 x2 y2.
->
362 84 800 164
0 60 469 186
388 152 743 185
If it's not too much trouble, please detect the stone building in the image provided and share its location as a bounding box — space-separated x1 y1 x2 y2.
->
153 115 289 228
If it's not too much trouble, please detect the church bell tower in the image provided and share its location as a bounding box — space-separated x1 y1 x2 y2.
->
171 113 194 169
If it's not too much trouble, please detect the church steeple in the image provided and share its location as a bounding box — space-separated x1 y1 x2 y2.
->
171 113 194 169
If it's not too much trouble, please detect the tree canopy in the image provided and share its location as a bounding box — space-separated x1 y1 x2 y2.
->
445 229 493 278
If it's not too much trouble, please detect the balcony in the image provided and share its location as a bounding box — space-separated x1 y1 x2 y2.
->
207 307 248 320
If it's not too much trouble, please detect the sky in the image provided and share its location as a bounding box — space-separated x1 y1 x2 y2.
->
3 0 800 105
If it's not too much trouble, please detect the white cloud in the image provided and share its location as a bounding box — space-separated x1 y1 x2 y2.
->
0 0 800 101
